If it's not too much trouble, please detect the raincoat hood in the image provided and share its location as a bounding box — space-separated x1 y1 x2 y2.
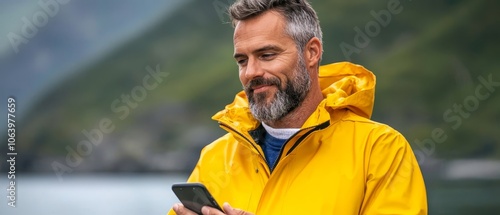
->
212 61 376 128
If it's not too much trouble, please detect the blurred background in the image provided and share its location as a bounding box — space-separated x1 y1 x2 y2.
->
0 0 499 214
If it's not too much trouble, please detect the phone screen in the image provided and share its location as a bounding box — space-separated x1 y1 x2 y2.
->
172 183 223 214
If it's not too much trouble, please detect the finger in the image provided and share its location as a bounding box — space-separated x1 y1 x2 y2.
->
172 203 198 215
201 206 226 215
222 202 253 215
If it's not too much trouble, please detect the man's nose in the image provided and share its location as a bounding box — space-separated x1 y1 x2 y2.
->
244 58 265 80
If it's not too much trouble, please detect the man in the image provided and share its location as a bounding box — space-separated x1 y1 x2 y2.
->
171 0 427 214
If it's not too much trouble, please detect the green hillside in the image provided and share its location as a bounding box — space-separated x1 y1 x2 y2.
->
9 0 500 172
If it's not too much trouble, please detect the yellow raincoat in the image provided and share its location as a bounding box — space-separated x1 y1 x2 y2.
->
169 62 427 214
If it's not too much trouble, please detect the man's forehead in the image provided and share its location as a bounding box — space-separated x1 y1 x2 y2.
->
233 11 293 54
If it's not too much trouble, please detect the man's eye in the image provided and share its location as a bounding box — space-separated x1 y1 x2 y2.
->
261 53 276 60
237 59 247 65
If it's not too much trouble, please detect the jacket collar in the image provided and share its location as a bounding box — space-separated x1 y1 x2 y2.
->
212 61 376 133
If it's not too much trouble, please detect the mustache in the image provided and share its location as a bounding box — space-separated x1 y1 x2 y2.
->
244 77 281 92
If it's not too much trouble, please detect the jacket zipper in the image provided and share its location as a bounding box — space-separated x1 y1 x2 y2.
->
286 121 330 155
219 121 330 173
271 120 330 171
219 123 267 163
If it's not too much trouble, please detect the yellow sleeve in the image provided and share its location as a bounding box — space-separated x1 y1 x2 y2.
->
167 204 177 214
360 128 428 215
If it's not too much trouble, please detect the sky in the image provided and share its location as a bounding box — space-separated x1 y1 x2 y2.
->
0 0 186 117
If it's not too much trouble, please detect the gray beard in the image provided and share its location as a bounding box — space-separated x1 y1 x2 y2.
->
245 56 311 123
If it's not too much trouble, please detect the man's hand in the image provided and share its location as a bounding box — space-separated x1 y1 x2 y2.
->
172 202 254 215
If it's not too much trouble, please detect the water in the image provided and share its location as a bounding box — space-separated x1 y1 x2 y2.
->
426 179 500 215
1 174 499 215
0 174 188 215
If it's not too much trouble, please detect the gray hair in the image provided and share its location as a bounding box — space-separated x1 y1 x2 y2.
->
228 0 323 54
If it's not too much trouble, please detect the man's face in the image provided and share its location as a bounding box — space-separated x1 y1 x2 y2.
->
233 11 311 122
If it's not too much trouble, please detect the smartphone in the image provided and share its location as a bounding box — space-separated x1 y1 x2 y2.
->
172 183 223 215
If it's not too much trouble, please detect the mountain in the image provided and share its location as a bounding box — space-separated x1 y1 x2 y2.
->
1 0 499 174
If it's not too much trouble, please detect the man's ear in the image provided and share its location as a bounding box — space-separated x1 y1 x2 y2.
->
304 37 322 69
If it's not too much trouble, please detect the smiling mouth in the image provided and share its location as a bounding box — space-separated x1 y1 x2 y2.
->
245 77 281 95
252 84 275 93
